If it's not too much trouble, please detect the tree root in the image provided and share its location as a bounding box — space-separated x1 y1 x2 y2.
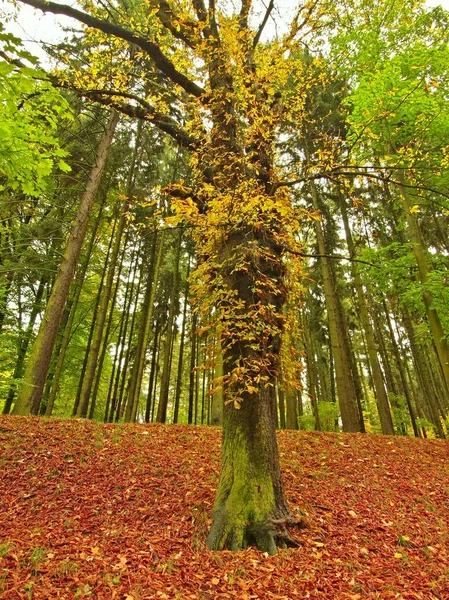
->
207 511 303 554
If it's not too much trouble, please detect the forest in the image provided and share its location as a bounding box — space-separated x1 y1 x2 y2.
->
0 0 449 593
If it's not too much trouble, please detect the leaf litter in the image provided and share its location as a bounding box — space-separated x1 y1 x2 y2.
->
0 416 448 599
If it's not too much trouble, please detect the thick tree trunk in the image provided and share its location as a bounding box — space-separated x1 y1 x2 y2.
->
12 111 118 416
207 384 298 554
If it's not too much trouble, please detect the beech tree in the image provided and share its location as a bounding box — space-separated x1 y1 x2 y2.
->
12 0 321 551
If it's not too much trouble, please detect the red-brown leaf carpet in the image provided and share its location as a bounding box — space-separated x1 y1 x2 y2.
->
0 416 448 599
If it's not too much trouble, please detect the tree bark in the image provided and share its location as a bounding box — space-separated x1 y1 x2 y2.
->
206 385 297 554
340 197 395 434
307 167 362 432
12 110 118 415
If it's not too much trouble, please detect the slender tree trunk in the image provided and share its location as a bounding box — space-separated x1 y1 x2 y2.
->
210 335 224 426
125 231 165 422
77 123 142 418
12 111 118 416
44 194 107 417
156 231 182 423
340 197 395 434
145 318 161 423
277 384 286 430
188 313 197 425
397 180 449 390
383 297 420 437
114 248 144 421
105 239 138 422
402 310 445 438
306 163 361 432
2 277 47 414
173 260 190 424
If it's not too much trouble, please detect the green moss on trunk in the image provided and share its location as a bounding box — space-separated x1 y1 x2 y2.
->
207 385 300 554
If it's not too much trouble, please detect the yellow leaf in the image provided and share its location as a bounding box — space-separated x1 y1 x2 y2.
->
394 552 403 559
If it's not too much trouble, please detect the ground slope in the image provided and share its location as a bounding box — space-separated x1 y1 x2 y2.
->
0 416 448 599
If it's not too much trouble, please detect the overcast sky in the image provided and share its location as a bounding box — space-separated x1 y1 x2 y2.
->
2 0 449 64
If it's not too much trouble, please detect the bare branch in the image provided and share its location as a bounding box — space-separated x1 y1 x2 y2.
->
253 0 274 48
283 248 381 269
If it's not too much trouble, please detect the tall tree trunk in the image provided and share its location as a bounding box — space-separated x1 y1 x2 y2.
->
340 198 395 434
383 298 420 437
210 335 224 426
44 193 107 417
173 259 191 424
77 123 143 418
2 277 47 414
12 111 118 416
397 180 449 390
156 231 182 423
307 165 362 432
145 318 161 423
104 240 138 422
188 313 197 425
114 247 144 421
125 231 165 422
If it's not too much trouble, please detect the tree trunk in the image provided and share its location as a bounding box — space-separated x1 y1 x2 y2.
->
44 192 106 417
307 166 362 432
207 384 297 554
173 260 190 424
397 180 449 390
188 313 197 425
12 111 118 416
340 197 395 434
125 231 164 422
2 276 47 414
156 230 182 423
145 318 161 423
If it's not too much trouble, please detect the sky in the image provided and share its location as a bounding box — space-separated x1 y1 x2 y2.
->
2 0 449 65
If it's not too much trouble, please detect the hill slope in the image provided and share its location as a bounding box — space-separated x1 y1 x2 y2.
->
0 416 448 599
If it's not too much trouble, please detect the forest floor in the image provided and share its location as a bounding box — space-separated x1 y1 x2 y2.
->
0 417 448 600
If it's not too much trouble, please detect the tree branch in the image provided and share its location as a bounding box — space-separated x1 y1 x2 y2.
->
155 1 198 49
16 0 205 98
253 0 274 48
283 248 381 269
80 89 200 149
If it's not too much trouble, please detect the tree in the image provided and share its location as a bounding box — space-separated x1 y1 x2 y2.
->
12 0 317 551
12 110 118 415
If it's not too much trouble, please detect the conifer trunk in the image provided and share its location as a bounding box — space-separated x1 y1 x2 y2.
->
2 276 47 414
340 197 395 434
307 169 362 432
12 111 118 416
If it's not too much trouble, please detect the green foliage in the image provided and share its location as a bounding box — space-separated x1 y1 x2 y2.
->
0 25 72 196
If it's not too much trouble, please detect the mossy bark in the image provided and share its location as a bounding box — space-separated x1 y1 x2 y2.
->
207 384 299 554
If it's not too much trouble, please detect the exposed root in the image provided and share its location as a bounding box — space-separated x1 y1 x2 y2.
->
207 510 303 554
